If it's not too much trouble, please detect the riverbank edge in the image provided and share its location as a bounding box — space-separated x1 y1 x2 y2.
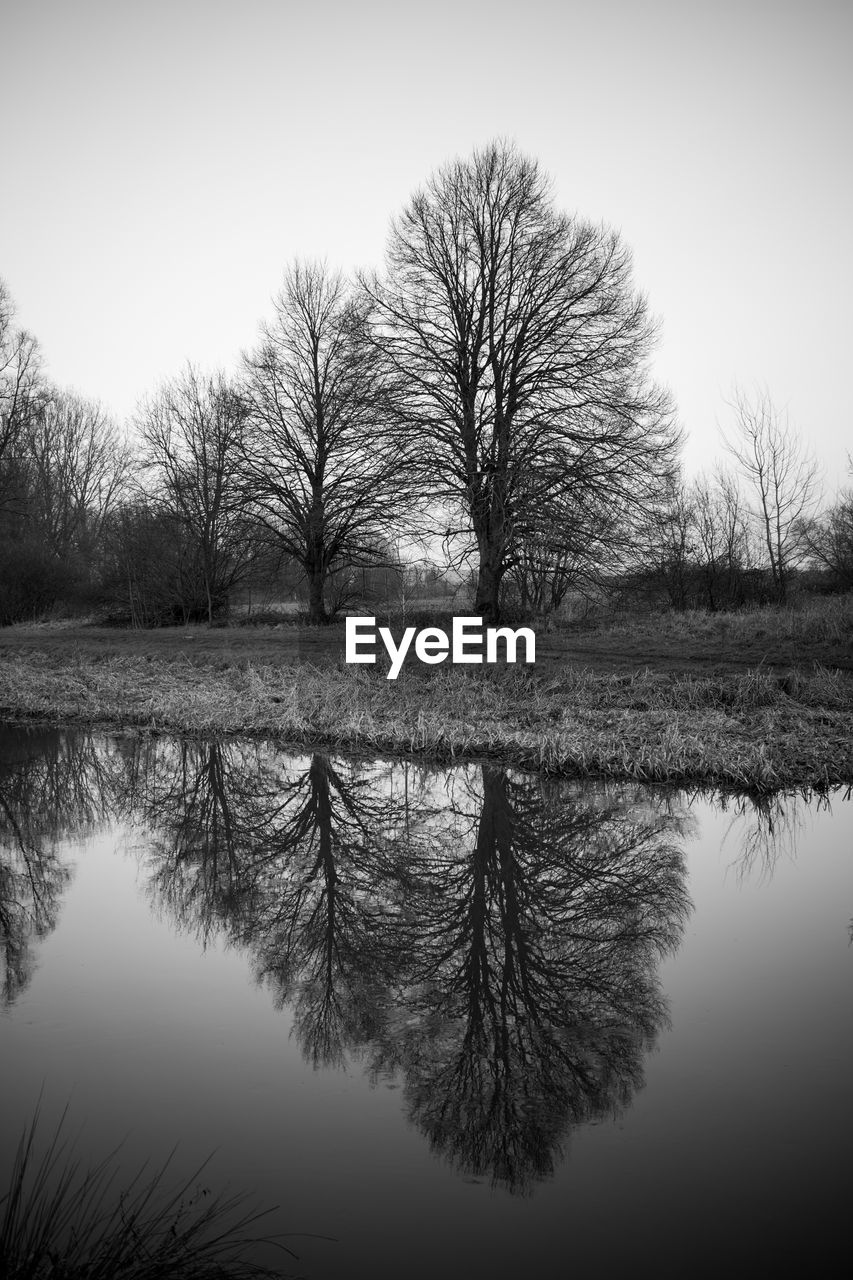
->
2 651 852 793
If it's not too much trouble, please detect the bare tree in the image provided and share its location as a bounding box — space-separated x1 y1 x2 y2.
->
100 499 191 628
692 467 752 611
23 390 132 559
1 292 131 616
0 280 43 517
0 281 41 461
802 456 853 589
642 478 695 610
363 141 680 623
504 497 613 620
242 261 406 625
137 365 256 624
724 386 820 603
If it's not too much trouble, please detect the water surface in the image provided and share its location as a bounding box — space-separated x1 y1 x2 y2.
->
1 726 850 1276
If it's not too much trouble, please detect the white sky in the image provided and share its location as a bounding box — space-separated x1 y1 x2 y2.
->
3 0 851 492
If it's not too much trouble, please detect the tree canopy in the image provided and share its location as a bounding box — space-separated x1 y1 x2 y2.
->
364 141 680 621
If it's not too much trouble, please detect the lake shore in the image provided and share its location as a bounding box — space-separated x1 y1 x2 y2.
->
2 642 851 792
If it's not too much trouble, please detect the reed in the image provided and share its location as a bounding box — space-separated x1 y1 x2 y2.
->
0 1104 296 1279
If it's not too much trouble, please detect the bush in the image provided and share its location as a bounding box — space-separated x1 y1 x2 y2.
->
0 538 67 626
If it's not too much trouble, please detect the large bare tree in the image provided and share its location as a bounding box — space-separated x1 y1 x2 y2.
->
242 261 405 624
363 142 679 622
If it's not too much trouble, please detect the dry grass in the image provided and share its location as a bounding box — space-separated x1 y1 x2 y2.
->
580 594 853 648
1 648 851 792
3 593 851 677
1 1104 297 1279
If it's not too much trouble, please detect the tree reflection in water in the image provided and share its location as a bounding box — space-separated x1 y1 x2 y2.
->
128 742 421 1068
129 741 693 1192
370 766 692 1191
10 727 836 1192
0 727 110 1004
715 786 832 884
123 737 276 942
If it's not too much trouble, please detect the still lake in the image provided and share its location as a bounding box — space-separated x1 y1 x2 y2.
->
1 725 851 1278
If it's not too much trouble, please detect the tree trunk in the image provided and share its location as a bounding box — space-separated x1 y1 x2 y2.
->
471 470 507 624
305 495 329 625
475 540 503 624
307 565 328 625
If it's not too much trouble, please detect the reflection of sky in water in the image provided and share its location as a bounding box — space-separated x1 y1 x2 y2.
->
1 728 850 1277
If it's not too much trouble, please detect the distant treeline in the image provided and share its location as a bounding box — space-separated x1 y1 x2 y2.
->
2 143 851 627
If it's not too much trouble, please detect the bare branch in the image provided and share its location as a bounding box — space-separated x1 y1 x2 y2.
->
362 141 680 622
242 261 410 624
723 385 821 602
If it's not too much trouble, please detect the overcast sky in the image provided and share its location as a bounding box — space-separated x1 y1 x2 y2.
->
3 0 851 489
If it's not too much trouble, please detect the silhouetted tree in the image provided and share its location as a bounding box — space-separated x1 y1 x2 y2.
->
503 490 619 618
0 728 112 1004
129 743 418 1066
725 386 820 602
0 279 42 489
370 766 691 1190
365 141 679 622
138 365 257 623
99 500 189 626
243 262 405 624
0 281 53 623
646 479 695 610
117 740 693 1192
802 458 853 590
22 391 131 562
125 737 276 936
691 468 751 611
243 754 412 1066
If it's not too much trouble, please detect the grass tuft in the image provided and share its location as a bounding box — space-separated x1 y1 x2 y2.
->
0 1103 298 1279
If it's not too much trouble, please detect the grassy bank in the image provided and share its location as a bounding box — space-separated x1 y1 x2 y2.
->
2 647 852 792
3 594 852 674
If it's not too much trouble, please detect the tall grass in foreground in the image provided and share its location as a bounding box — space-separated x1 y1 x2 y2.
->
0 1106 297 1279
